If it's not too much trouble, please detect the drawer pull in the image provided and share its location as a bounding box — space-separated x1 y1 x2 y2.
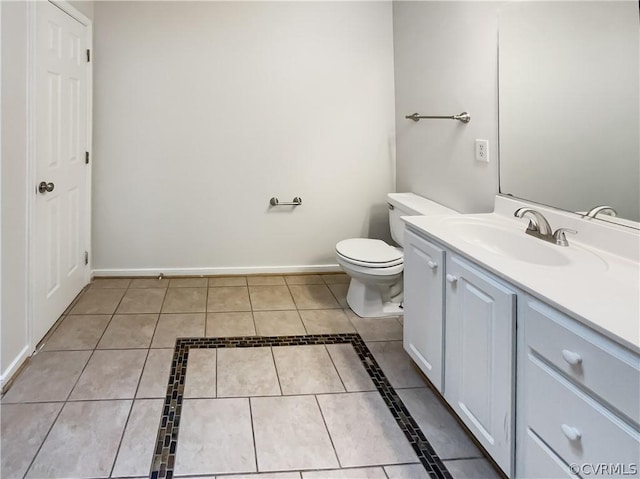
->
446 274 458 284
427 260 438 270
561 349 583 366
561 424 582 442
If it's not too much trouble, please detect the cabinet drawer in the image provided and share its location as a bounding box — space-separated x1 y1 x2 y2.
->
524 298 640 425
527 354 640 473
522 428 576 479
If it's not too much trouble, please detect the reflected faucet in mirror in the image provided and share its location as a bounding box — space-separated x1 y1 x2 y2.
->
585 205 618 219
514 208 577 247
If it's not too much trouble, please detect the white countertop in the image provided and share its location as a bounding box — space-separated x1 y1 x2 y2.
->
402 199 640 353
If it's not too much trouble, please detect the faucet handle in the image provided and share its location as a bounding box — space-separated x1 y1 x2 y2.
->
553 228 577 247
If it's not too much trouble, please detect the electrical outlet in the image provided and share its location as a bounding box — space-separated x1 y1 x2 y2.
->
475 139 489 163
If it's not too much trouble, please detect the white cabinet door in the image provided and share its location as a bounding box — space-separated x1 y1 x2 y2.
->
403 229 445 391
444 254 516 476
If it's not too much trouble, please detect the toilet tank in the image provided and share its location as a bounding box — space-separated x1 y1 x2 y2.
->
387 193 457 247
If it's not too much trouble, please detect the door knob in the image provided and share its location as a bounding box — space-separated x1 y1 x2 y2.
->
38 181 55 194
446 274 458 284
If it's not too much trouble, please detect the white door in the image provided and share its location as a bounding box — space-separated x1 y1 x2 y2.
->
33 1 90 343
444 254 516 476
403 229 446 391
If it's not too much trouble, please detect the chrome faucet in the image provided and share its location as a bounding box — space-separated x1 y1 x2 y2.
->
585 205 617 219
514 208 577 247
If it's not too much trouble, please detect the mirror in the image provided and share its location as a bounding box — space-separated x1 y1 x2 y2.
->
498 1 639 227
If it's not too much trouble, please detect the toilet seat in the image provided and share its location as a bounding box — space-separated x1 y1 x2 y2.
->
336 239 403 268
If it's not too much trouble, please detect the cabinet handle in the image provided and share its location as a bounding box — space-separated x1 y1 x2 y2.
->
446 274 458 284
561 349 583 366
561 424 582 442
427 260 438 270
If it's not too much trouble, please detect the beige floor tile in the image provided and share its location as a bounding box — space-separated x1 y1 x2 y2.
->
175 398 256 476
217 347 280 397
249 286 296 310
90 278 131 289
284 274 324 285
43 314 111 351
137 349 174 398
443 458 502 479
325 344 375 392
69 288 126 315
384 464 429 479
0 403 63 479
151 313 205 348
218 473 300 479
97 314 159 349
251 395 339 472
2 351 91 403
209 276 247 287
112 399 164 477
345 310 403 341
272 345 344 395
69 349 147 400
328 283 349 308
207 287 251 312
162 287 207 313
299 309 356 334
254 311 306 336
129 278 169 289
322 273 351 284
184 349 217 398
398 388 482 460
206 312 256 337
26 400 131 479
117 288 166 314
289 285 341 309
367 341 427 389
317 391 418 467
302 467 387 478
169 277 208 288
247 276 286 286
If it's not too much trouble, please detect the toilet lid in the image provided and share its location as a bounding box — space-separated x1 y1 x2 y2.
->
336 239 403 266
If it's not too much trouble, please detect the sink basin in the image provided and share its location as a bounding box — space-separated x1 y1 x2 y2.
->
442 217 607 270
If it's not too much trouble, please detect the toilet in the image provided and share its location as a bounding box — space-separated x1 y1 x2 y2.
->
336 193 456 318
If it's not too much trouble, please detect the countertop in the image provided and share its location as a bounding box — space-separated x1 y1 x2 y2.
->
402 206 640 354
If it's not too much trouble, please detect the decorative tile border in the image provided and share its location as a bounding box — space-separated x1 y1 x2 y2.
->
149 334 453 479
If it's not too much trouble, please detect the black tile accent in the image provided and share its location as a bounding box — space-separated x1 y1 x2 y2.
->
149 334 453 479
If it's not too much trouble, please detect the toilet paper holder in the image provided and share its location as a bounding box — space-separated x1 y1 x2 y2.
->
270 197 302 207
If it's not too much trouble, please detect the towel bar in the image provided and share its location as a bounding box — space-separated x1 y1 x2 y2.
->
270 197 302 206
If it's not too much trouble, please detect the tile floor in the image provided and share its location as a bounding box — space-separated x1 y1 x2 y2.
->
1 274 501 479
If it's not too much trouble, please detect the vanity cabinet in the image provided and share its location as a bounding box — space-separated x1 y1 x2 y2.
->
518 296 640 479
402 224 640 479
403 229 446 390
444 254 516 476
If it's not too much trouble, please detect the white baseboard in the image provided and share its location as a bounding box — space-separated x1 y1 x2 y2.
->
1 345 32 390
92 264 343 278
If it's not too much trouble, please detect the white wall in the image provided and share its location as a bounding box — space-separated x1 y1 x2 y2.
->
393 1 499 214
92 1 396 275
68 0 93 20
1 1 30 386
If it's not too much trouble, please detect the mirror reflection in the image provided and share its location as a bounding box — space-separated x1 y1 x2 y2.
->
498 1 639 225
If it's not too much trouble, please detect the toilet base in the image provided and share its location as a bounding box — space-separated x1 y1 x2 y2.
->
346 278 404 318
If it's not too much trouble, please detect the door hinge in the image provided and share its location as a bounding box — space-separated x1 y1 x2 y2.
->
85 151 90 164
84 251 89 265
86 49 91 62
